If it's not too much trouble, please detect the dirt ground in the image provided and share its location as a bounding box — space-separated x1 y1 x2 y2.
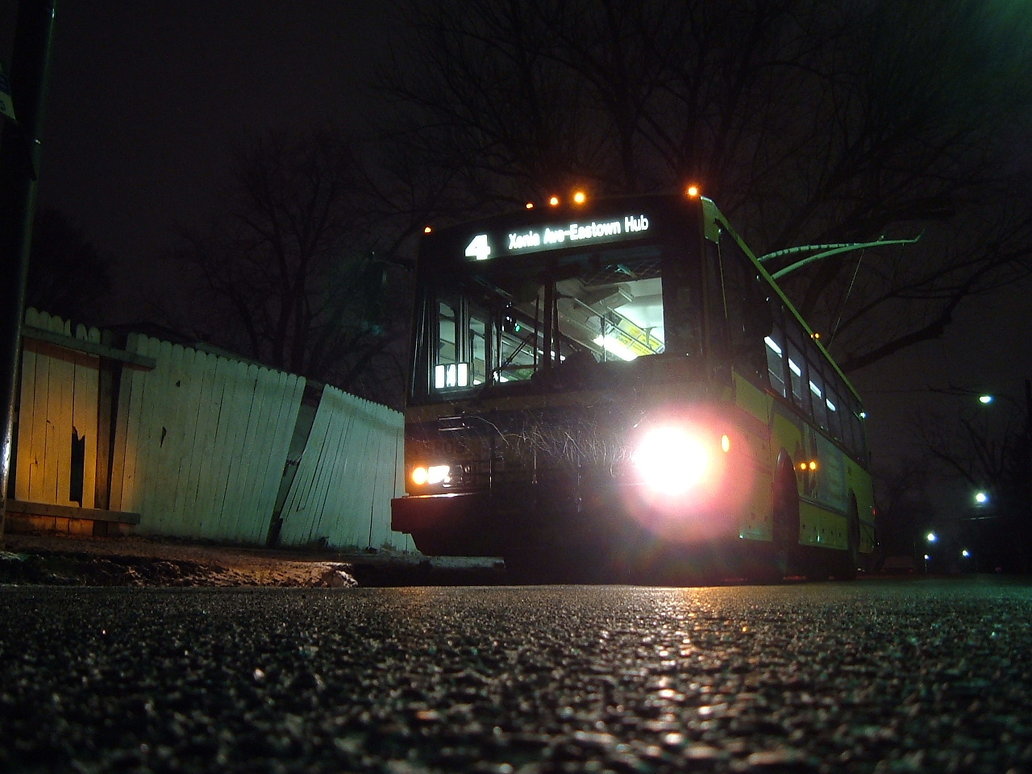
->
0 533 505 588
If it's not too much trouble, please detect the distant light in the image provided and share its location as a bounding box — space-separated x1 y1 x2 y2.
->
926 531 937 543
923 554 931 561
548 196 560 207
525 202 535 209
685 184 700 198
423 225 433 234
978 394 994 405
572 190 587 205
859 411 868 419
961 549 971 559
974 491 989 505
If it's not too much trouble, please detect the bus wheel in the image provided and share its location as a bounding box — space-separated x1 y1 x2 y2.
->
763 466 799 582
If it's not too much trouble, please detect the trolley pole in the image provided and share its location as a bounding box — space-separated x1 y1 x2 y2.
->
0 0 57 547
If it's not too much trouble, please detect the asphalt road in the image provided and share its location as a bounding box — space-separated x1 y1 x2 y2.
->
1 578 1030 773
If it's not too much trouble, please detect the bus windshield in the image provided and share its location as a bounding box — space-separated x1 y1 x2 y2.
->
418 242 701 400
410 196 710 402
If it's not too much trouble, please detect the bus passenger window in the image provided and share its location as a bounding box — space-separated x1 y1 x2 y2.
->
787 344 808 411
825 384 842 439
764 334 787 397
809 368 827 429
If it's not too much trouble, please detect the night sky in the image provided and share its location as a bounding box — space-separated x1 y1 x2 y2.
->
5 1 1032 526
3 0 398 319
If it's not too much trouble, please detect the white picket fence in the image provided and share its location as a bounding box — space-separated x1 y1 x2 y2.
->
14 309 414 552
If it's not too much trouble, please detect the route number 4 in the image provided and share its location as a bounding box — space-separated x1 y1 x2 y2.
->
465 234 492 261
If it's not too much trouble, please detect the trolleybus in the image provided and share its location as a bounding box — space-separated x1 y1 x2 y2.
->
391 191 875 581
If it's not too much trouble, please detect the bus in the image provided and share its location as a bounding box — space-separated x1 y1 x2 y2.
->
391 190 875 581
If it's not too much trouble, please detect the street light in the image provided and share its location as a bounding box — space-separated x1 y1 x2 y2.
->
926 531 937 543
978 394 994 405
974 491 989 506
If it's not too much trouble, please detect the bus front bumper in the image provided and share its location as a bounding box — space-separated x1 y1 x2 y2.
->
391 482 738 557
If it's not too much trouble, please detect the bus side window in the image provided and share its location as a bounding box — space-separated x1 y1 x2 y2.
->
764 329 788 398
847 397 865 458
809 362 828 430
716 229 771 369
786 330 809 414
821 385 837 439
825 381 842 440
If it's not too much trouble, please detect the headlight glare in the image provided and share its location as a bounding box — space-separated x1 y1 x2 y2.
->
631 425 711 496
411 464 451 487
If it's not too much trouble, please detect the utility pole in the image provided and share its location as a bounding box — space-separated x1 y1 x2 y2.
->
0 0 57 547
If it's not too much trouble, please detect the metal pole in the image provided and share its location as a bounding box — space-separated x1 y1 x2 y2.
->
0 0 57 547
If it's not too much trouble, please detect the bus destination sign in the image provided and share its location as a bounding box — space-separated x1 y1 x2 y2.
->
464 213 652 261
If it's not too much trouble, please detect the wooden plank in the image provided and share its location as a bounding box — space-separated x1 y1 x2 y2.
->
201 355 236 539
69 351 92 507
255 372 305 544
232 367 268 540
246 369 293 543
260 373 303 540
135 337 173 533
310 389 354 545
27 336 51 501
169 345 203 534
277 387 332 545
214 360 254 540
7 499 141 524
109 333 147 512
71 326 100 509
333 396 370 548
14 322 40 501
367 404 403 549
158 342 190 535
22 324 157 369
46 327 73 505
183 348 222 537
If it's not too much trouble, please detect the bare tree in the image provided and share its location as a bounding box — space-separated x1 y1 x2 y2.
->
387 0 1032 372
174 131 415 406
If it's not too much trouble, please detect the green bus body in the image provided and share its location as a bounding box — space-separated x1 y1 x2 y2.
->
392 194 874 580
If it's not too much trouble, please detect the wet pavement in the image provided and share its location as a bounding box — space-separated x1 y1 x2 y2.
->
1 578 1030 772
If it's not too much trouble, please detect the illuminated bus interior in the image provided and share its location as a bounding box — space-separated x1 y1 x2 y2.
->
431 249 675 393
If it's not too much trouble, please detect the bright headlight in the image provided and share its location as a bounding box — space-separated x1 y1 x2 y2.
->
411 464 451 487
631 425 712 496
